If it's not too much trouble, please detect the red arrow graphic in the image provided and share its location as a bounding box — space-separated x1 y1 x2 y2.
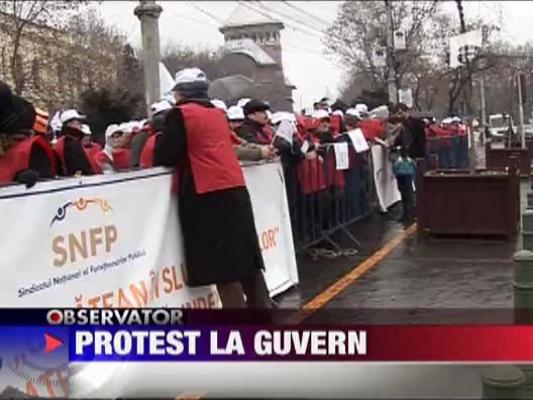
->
44 333 63 353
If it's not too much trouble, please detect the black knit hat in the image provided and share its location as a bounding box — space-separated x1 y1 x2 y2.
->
0 82 36 135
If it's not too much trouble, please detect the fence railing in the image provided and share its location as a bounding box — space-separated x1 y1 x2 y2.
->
283 144 376 254
425 135 469 170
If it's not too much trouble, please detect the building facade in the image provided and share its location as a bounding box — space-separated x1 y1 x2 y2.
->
218 4 295 112
0 12 120 112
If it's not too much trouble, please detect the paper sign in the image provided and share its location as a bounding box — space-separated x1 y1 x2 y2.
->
274 120 294 145
301 140 310 154
334 142 349 170
347 128 370 153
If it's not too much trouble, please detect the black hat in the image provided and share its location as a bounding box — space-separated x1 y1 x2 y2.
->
0 83 36 135
243 99 270 116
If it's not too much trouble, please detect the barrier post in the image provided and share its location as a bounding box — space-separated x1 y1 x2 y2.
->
481 366 525 399
522 210 533 251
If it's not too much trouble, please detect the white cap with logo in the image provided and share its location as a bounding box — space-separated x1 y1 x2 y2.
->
313 109 330 120
227 106 245 121
60 109 85 125
150 100 173 116
171 68 207 90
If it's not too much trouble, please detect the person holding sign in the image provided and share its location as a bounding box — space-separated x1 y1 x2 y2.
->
154 68 272 309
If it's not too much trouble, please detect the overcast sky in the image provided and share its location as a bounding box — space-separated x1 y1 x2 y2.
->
99 1 533 109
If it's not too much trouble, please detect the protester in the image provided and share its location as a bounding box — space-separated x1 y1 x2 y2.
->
392 147 417 224
133 101 171 168
81 124 102 158
236 99 273 145
226 105 276 162
391 103 426 160
0 83 56 186
94 124 130 173
153 67 272 309
55 109 100 176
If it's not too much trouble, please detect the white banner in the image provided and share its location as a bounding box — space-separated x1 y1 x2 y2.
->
371 145 401 212
0 162 298 307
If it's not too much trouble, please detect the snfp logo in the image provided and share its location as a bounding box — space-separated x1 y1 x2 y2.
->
50 198 118 268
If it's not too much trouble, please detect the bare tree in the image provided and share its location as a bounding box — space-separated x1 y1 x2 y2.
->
162 44 224 80
0 0 86 94
325 0 444 94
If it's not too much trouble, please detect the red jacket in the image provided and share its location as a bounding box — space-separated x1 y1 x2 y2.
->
0 136 56 183
359 120 384 141
84 142 102 158
140 133 161 168
55 136 101 175
330 114 343 136
93 148 131 171
179 103 245 194
297 135 326 195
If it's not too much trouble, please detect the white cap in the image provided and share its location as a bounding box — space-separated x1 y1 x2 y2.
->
172 68 207 89
120 122 136 133
81 124 91 135
227 106 245 121
237 98 251 108
313 109 330 120
442 117 453 124
50 111 62 132
451 116 461 123
60 109 85 125
271 111 296 125
105 124 122 138
354 103 368 115
211 99 227 112
151 100 172 116
345 108 362 119
332 109 344 117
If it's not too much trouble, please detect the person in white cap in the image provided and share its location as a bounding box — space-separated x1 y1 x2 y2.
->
354 103 369 119
93 124 131 173
81 123 102 157
54 109 99 176
131 100 173 168
154 67 272 308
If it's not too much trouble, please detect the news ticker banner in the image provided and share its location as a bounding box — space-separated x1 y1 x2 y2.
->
0 164 298 308
4 322 533 363
3 309 533 398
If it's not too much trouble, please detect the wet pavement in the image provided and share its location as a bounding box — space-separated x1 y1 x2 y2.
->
278 141 529 318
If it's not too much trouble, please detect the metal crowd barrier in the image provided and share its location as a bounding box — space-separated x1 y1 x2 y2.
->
283 144 376 254
426 135 469 169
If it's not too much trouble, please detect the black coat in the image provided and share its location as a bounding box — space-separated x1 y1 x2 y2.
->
236 118 270 144
153 99 264 287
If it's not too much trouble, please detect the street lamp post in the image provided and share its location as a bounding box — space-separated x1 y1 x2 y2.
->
134 0 163 117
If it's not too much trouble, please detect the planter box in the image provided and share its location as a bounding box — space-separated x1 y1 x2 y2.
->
486 143 531 177
416 160 520 238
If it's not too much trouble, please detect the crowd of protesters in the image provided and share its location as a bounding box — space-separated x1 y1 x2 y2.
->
1 68 472 307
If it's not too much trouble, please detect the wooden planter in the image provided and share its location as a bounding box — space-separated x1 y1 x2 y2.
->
416 159 520 238
486 143 531 177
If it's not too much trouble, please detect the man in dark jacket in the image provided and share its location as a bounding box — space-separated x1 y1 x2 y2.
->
391 103 426 160
154 68 272 309
236 99 272 145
